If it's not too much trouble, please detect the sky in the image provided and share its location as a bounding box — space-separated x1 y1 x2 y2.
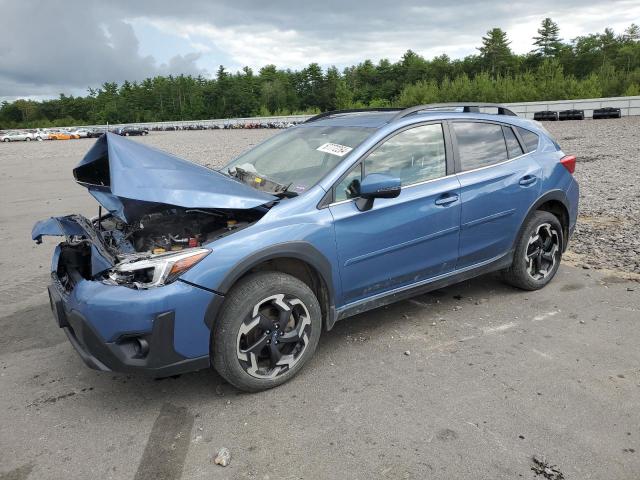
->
0 0 638 101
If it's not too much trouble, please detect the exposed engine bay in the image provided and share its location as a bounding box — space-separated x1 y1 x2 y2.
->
32 132 280 290
53 207 265 290
99 207 257 257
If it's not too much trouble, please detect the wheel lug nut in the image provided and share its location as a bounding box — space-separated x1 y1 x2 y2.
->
274 341 279 345
280 331 284 336
266 340 271 344
275 324 279 329
266 330 270 334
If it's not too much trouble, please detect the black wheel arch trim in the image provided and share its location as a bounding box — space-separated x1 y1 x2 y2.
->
515 189 571 252
204 241 338 331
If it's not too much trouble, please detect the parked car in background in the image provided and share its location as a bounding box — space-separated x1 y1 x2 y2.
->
1 130 36 142
86 128 107 138
33 103 579 392
48 130 80 140
35 129 50 141
69 128 92 138
113 125 149 136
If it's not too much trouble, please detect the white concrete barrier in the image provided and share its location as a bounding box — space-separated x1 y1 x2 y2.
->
505 96 640 118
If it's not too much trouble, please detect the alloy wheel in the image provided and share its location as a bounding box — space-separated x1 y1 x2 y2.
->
525 223 560 280
236 294 312 379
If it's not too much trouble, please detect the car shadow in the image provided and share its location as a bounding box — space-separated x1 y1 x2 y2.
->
16 271 526 408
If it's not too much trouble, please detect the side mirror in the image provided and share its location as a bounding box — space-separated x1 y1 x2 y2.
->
355 173 401 211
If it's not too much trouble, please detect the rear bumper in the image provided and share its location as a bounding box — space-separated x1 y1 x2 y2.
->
48 273 219 377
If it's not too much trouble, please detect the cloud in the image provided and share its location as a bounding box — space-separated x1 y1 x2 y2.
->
0 1 205 100
1 0 638 99
135 0 639 73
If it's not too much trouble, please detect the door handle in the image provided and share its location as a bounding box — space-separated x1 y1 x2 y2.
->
519 175 537 186
435 193 459 206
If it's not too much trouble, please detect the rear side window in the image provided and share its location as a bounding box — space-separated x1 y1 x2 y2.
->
453 122 508 171
503 126 524 158
516 127 539 152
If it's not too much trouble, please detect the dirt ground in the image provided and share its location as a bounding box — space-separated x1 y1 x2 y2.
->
1 123 639 480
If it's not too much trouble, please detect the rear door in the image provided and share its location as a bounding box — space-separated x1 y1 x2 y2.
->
451 121 541 269
329 122 461 305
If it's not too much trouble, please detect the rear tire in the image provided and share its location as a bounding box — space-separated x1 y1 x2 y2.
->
212 271 322 392
502 211 563 291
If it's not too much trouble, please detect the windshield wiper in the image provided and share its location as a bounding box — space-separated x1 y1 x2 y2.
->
230 167 297 196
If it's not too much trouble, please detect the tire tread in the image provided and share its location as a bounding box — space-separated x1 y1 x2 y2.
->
502 211 563 291
212 271 321 392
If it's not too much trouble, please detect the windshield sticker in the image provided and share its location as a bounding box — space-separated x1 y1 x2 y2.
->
316 142 353 157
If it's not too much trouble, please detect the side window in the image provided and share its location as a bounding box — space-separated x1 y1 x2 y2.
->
364 124 446 186
453 122 508 171
503 126 524 158
516 127 539 153
334 163 362 202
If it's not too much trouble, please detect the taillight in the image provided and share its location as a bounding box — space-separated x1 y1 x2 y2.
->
560 155 576 174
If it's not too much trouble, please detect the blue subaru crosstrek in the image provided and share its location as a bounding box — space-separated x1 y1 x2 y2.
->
33 103 579 391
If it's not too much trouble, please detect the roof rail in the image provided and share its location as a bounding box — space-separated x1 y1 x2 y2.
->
304 107 403 123
389 103 517 122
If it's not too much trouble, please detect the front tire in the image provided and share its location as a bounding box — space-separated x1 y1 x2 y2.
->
213 271 322 392
503 211 563 291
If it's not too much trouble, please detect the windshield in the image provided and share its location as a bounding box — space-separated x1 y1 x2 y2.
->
224 125 373 194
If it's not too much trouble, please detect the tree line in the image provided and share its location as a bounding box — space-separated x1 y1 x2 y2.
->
1 20 639 129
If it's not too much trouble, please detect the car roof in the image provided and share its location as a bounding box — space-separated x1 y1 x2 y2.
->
306 111 398 128
305 105 544 135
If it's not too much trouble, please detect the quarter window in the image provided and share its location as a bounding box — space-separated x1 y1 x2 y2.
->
503 126 524 158
334 164 363 202
453 122 508 171
516 127 539 153
364 124 446 186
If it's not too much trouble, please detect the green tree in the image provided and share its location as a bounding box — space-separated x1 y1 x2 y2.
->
478 28 513 76
533 18 563 57
623 24 639 42
2 23 639 130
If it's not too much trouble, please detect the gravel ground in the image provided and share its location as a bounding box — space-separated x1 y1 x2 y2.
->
543 117 640 275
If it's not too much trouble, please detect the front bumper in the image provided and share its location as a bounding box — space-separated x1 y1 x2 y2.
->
48 272 220 377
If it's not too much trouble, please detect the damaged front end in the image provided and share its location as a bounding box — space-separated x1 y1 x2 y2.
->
33 207 263 290
31 133 280 375
33 133 276 290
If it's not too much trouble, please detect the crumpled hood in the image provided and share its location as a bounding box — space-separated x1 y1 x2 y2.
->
73 133 277 222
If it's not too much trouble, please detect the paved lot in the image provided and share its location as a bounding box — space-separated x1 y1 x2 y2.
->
1 129 639 479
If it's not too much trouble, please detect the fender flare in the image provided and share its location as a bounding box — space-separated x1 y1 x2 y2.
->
513 189 570 252
203 241 337 330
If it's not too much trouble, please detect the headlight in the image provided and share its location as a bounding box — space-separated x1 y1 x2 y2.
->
106 248 210 288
